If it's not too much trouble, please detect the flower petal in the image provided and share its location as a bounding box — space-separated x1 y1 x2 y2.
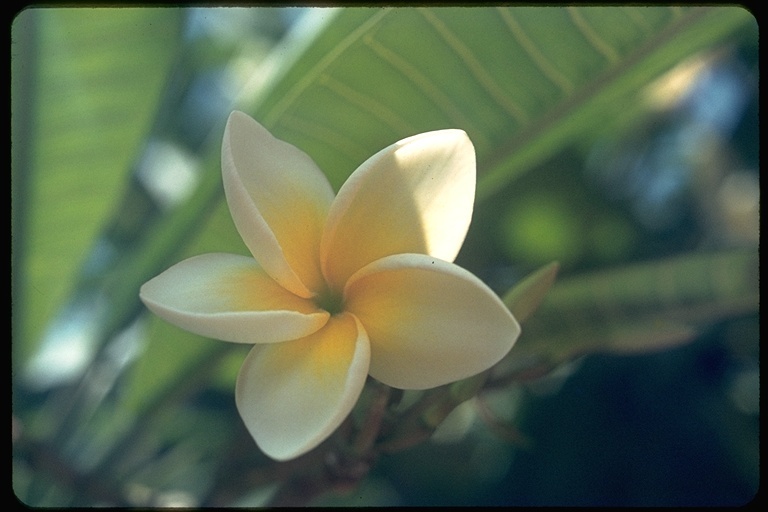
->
235 313 370 461
140 253 329 344
344 254 519 390
321 129 476 290
222 111 335 297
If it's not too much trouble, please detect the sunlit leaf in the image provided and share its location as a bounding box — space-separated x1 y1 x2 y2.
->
237 7 754 198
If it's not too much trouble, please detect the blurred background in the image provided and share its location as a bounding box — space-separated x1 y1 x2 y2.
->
12 7 758 507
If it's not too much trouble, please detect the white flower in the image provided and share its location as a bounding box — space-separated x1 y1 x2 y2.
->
140 111 520 460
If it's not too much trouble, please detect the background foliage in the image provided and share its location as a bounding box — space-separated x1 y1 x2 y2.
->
12 7 758 506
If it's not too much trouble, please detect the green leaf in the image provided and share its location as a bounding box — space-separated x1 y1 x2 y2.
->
12 8 183 363
502 262 560 323
233 7 754 198
509 249 759 361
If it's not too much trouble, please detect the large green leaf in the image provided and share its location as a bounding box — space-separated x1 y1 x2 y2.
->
239 7 754 196
12 8 183 362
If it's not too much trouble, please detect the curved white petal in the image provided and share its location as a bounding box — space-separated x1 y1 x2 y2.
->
222 111 335 297
140 253 329 344
344 254 519 390
235 313 370 461
321 129 476 290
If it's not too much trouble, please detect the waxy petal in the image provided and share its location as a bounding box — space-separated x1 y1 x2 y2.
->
140 253 329 344
344 254 519 390
321 129 476 290
236 313 370 461
222 111 335 297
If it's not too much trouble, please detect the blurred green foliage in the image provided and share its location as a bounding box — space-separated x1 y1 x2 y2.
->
12 6 758 507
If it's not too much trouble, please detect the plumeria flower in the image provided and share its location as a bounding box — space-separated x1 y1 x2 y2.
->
140 111 520 461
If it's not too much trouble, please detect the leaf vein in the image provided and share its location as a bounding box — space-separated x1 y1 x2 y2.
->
319 74 417 136
279 115 369 167
420 8 529 125
567 7 620 65
496 7 574 96
362 33 487 146
262 9 391 127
